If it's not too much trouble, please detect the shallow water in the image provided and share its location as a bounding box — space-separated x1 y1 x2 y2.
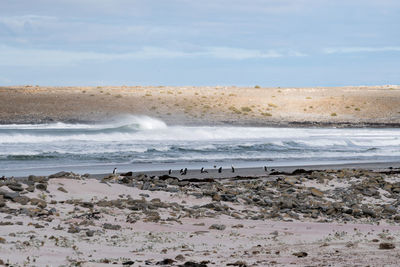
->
1 115 400 176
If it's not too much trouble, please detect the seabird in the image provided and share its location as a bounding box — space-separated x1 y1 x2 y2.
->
218 167 222 173
181 168 187 175
231 165 235 173
180 169 184 174
264 166 268 172
168 169 172 175
112 168 117 175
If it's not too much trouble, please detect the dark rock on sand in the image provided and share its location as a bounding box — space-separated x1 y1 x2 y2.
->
30 198 47 208
227 261 248 267
379 243 395 249
293 251 308 257
35 183 47 191
14 196 30 205
68 225 81 233
103 223 121 230
7 184 24 192
209 224 226 230
86 230 95 237
0 189 20 200
179 262 208 267
48 171 71 178
57 187 68 193
28 175 48 183
156 258 175 265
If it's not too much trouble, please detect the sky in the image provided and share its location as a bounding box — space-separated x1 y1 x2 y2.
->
0 0 399 87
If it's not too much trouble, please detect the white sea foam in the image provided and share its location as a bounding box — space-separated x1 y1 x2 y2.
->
1 116 400 175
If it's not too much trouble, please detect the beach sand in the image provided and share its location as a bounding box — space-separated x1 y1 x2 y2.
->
1 85 400 126
1 167 400 266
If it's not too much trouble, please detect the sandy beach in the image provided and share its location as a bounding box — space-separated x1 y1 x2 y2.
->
1 85 400 266
1 85 400 126
1 167 400 266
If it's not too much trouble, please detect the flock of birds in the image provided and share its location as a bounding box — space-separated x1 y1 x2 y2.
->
112 166 270 176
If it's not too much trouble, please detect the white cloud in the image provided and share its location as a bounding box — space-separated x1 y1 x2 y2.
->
323 46 400 54
0 45 305 66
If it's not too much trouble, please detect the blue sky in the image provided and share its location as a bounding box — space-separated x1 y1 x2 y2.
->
0 0 399 86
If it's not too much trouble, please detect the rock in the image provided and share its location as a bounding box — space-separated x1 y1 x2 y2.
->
212 193 221 201
0 237 5 244
80 202 94 208
28 175 48 183
209 224 226 230
175 254 185 261
48 171 71 178
379 243 395 249
14 196 30 205
7 184 24 192
26 185 35 192
227 261 247 267
103 223 121 230
122 261 135 266
35 183 47 191
293 251 308 257
57 187 68 193
86 230 95 237
30 198 47 208
68 226 80 233
221 194 237 202
120 171 133 177
156 258 175 265
362 207 376 218
180 262 207 267
310 188 324 197
0 189 20 200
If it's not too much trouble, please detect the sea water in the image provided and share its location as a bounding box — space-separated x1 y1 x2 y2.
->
1 115 400 176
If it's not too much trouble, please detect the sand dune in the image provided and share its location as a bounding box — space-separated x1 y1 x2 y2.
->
1 85 400 126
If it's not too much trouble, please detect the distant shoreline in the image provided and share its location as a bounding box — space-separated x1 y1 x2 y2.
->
1 85 400 127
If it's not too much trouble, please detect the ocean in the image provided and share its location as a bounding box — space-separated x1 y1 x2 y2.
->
1 115 400 176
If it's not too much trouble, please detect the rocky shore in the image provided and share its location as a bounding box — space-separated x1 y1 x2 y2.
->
1 168 400 266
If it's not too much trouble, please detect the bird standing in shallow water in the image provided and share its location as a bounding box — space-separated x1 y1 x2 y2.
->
112 168 117 175
231 165 235 173
218 167 222 173
264 166 268 172
168 169 172 175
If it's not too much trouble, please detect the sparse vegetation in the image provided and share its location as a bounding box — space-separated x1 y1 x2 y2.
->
254 85 261 88
331 112 337 116
229 106 242 114
241 107 252 112
261 112 272 116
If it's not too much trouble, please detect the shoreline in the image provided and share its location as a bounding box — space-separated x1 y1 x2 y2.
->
7 161 400 179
